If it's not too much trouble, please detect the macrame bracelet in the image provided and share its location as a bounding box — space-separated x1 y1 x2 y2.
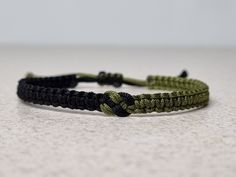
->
17 70 209 117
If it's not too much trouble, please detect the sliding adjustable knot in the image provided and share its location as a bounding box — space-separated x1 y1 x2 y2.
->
97 71 123 87
99 91 135 117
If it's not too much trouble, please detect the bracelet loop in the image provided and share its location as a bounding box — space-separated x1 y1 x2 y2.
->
17 70 209 117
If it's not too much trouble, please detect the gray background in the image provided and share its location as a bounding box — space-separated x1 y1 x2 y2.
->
0 0 236 47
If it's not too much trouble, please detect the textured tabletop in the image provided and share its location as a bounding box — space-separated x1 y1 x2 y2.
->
0 47 236 177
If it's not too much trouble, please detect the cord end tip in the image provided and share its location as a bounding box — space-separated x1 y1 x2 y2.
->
25 72 35 78
179 70 188 78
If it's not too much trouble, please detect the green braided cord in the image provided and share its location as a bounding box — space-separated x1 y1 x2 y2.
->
101 75 209 115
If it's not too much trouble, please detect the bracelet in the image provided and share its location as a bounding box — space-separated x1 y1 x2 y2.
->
17 71 209 117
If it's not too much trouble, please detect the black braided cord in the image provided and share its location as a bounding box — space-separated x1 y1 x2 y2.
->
17 72 136 117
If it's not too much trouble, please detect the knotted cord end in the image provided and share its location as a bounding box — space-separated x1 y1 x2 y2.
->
178 70 188 78
97 71 123 87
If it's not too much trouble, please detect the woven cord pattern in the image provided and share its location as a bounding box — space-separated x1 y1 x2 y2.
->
17 71 209 117
130 76 209 114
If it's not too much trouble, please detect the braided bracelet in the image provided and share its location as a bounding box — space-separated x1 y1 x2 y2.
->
17 71 209 117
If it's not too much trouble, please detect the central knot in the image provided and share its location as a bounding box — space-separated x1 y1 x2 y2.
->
100 91 135 117
97 71 123 87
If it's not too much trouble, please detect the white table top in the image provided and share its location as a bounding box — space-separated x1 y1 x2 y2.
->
0 47 236 177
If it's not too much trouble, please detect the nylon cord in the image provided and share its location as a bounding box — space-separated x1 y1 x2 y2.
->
17 70 209 117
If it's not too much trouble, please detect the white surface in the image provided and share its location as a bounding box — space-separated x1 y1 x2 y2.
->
0 47 236 177
0 0 236 47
